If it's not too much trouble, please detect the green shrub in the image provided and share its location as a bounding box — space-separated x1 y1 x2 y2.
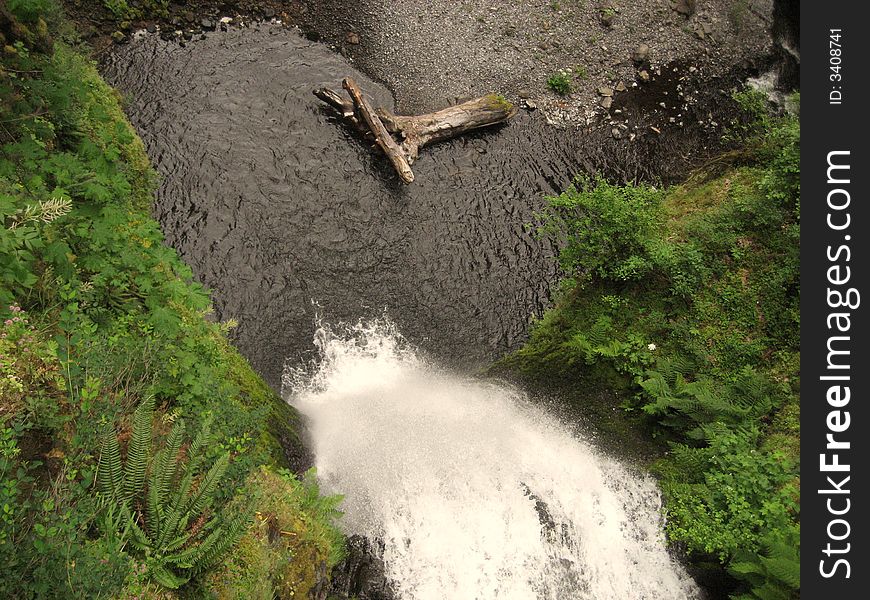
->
535 175 666 283
659 431 797 560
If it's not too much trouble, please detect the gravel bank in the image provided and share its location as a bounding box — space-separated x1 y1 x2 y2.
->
300 0 776 125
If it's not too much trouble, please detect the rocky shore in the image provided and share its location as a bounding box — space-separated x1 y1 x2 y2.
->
67 0 791 141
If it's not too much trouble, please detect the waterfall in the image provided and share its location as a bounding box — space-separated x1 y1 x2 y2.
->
283 318 700 600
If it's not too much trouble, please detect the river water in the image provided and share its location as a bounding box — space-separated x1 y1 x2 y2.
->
103 23 703 599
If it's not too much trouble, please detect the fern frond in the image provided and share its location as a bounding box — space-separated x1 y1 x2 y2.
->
155 462 199 549
124 396 155 503
156 491 192 550
146 470 161 541
154 418 185 508
148 562 188 590
191 511 252 574
97 425 124 499
185 452 229 518
128 508 151 553
161 531 193 554
184 414 213 475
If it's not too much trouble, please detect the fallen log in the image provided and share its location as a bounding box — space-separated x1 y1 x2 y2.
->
314 79 518 183
343 78 416 184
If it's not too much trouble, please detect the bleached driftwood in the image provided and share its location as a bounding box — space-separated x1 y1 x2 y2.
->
315 78 517 183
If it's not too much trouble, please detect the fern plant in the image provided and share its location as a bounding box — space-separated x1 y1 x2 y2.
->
97 398 251 589
729 527 800 600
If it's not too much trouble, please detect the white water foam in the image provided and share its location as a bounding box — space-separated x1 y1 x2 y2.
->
283 318 700 600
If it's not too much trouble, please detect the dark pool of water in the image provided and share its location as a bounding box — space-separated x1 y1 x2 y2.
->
101 25 594 387
102 21 751 389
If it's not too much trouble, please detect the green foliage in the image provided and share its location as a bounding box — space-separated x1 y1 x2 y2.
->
640 366 781 440
659 431 797 561
284 468 346 567
725 88 774 143
97 399 251 589
730 527 800 600
99 0 171 21
8 0 55 23
102 0 133 20
2 3 340 596
536 176 667 283
512 95 801 596
547 70 573 95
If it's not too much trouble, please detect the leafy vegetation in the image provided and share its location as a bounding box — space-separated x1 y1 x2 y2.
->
506 90 800 598
100 0 170 21
96 399 251 589
547 69 573 95
202 467 346 599
1 2 344 596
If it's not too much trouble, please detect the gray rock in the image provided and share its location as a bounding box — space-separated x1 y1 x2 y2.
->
614 81 626 92
673 0 697 17
111 30 126 44
330 536 396 600
201 18 216 31
638 69 651 82
346 31 360 45
631 43 649 64
611 127 623 139
517 89 531 99
600 96 613 109
598 86 613 97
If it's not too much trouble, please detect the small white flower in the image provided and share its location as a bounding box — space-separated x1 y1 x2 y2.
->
647 343 657 351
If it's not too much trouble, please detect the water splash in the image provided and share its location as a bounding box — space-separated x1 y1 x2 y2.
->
283 318 700 600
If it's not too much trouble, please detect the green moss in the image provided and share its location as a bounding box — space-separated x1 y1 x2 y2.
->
203 467 345 599
485 93 515 113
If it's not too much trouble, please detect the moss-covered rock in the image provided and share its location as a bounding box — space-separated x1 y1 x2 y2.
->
203 467 344 599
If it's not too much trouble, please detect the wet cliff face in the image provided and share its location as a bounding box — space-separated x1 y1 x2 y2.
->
772 0 800 90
